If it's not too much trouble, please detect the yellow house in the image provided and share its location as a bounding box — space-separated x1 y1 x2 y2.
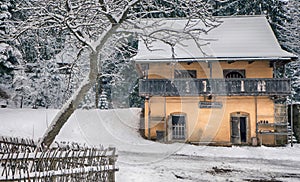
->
134 16 297 146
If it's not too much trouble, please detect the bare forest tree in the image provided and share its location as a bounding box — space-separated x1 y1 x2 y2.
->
4 0 217 147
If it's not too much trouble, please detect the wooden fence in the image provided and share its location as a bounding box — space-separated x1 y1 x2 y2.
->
0 136 118 181
0 136 36 154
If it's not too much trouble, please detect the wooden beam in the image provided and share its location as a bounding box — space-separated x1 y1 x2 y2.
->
164 97 167 142
208 62 212 78
144 98 150 140
254 96 260 145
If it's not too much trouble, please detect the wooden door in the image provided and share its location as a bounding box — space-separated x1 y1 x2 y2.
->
231 117 240 144
231 116 248 144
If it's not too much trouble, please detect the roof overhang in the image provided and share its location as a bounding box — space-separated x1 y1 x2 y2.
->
134 56 294 64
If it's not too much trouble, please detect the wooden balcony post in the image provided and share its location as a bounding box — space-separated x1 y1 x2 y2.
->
208 62 212 78
241 80 245 92
144 98 150 139
164 97 167 141
254 96 260 145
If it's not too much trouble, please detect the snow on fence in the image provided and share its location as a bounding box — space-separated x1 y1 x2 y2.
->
0 136 36 154
0 136 118 181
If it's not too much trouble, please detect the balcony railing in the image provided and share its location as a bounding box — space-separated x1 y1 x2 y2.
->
139 78 291 96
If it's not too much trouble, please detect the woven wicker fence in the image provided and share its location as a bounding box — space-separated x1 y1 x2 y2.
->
0 136 118 181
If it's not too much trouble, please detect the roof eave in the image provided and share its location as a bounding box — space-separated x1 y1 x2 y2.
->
134 56 295 63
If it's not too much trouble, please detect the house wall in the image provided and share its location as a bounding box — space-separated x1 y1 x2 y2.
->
144 60 276 145
146 96 274 145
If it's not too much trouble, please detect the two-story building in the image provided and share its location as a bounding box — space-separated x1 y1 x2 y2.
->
134 16 297 146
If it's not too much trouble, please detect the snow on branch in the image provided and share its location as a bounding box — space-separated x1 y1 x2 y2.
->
7 1 219 62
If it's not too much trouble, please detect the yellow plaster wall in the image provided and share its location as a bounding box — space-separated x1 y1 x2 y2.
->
149 97 166 137
165 97 200 140
146 96 275 144
148 64 173 79
218 61 273 78
147 61 273 79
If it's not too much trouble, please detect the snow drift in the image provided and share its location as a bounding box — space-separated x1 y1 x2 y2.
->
0 108 179 154
0 108 143 148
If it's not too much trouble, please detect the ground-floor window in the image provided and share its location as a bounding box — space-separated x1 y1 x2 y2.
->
172 115 186 140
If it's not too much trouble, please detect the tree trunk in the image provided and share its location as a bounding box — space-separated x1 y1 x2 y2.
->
95 73 101 109
20 96 23 108
40 22 119 148
40 51 99 148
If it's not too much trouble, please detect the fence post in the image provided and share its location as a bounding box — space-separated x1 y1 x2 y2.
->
108 147 116 182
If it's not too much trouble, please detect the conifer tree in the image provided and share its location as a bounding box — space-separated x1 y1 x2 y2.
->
282 0 300 103
99 91 109 110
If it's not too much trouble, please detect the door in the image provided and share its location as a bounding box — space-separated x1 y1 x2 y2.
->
172 115 186 140
231 117 240 144
231 116 248 144
240 117 247 143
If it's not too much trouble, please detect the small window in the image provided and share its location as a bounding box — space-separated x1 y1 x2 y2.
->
172 115 186 140
174 70 197 79
223 69 245 78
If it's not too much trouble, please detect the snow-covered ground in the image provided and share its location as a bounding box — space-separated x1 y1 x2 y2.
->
1 108 300 181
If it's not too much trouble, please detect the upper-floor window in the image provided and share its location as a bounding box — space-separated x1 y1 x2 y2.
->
174 70 197 79
223 69 245 78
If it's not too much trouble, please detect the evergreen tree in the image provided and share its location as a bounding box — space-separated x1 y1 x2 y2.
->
12 69 31 108
129 79 144 108
211 0 287 34
99 91 109 110
99 36 142 109
0 0 23 106
283 0 300 103
13 26 69 108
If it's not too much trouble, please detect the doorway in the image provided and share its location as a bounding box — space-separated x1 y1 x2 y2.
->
230 114 248 144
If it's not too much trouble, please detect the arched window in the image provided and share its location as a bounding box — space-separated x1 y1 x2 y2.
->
225 71 244 78
223 69 245 78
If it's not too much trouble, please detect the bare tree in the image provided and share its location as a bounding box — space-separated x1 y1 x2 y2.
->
6 0 217 147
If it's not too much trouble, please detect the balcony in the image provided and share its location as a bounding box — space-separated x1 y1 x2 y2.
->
139 78 291 96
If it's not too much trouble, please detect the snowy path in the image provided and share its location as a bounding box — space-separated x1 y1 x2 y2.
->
117 151 300 182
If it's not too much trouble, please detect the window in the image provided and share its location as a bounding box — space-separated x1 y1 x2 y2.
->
223 69 245 78
172 115 186 140
174 70 197 79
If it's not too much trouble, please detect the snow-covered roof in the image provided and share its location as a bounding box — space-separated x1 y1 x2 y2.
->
134 16 296 63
